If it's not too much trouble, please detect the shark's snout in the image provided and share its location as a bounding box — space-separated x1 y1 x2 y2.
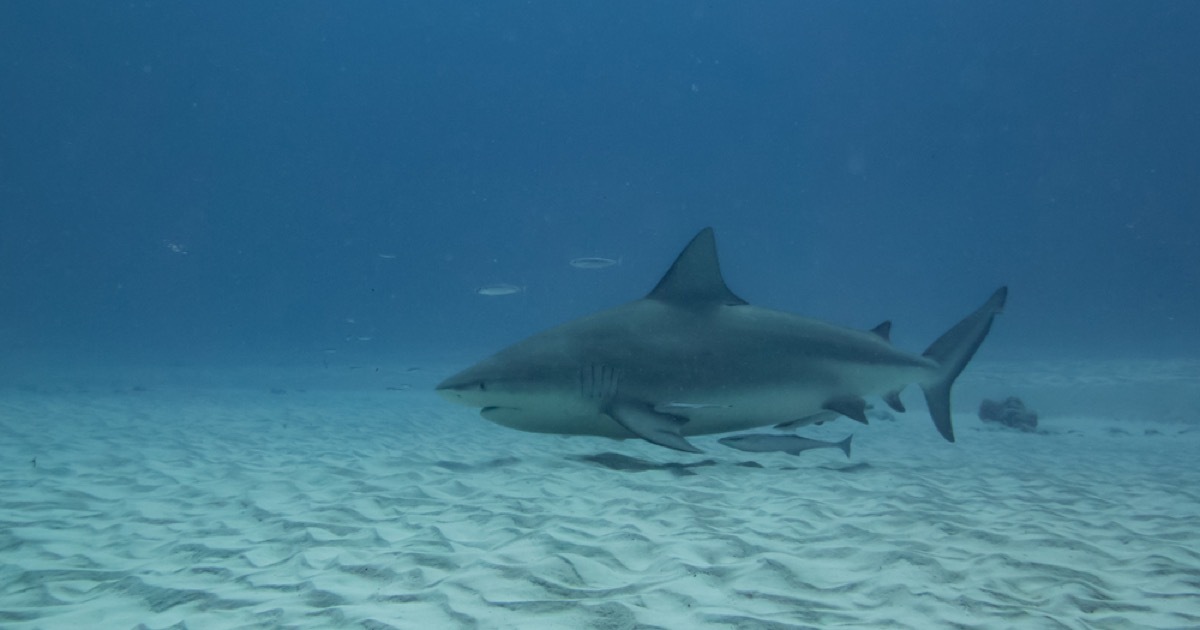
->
435 373 483 404
437 366 522 408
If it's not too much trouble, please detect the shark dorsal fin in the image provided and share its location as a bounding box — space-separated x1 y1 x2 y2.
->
647 227 747 307
869 320 892 341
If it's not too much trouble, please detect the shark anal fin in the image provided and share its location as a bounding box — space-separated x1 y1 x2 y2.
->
607 402 702 453
884 390 906 413
823 396 869 425
869 320 892 341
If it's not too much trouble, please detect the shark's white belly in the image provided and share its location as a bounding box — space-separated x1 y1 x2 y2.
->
647 360 930 436
479 371 918 439
480 395 625 438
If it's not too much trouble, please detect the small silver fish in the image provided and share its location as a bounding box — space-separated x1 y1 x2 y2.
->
569 257 621 269
476 283 524 296
718 434 852 458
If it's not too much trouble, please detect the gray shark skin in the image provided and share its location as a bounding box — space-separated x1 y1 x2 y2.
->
437 228 1007 453
719 434 853 458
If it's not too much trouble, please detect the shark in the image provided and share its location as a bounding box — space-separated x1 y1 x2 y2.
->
437 228 1006 453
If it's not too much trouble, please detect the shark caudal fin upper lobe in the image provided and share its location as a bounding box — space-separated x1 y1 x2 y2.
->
920 287 1008 442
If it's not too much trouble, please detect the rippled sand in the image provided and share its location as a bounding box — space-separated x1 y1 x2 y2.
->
1 363 1198 628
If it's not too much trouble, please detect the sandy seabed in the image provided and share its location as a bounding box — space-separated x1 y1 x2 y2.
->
1 361 1198 629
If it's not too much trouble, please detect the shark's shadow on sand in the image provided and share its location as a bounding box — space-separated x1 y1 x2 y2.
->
433 457 521 472
572 452 721 476
433 454 872 477
573 452 874 476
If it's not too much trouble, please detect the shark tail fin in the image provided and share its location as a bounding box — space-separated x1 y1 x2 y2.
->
839 435 853 459
920 287 1008 442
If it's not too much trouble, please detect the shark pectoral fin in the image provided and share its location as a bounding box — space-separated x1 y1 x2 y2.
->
607 402 702 453
884 390 906 413
823 395 869 424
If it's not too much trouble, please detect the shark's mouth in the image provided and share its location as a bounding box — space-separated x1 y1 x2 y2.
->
480 406 526 426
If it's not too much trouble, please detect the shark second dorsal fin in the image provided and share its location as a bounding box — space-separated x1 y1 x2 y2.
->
647 227 747 307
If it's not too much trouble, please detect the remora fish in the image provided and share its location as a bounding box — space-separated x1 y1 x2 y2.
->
719 434 853 458
438 228 1006 453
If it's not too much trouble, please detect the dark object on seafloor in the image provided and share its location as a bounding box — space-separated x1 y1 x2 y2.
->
978 397 1038 432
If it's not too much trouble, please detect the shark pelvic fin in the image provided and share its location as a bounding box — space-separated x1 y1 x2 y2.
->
921 286 1008 442
607 401 702 453
775 409 839 430
647 227 747 307
823 395 869 424
884 390 906 413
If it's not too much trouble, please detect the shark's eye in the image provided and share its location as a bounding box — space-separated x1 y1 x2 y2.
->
478 382 487 391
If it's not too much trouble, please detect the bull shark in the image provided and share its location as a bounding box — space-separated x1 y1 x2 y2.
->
437 228 1006 453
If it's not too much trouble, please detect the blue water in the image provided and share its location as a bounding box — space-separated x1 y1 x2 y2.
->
2 3 1197 364
4 6 1200 628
